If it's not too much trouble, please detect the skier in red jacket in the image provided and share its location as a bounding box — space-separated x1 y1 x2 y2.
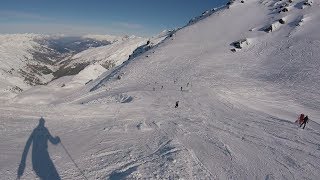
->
298 114 305 125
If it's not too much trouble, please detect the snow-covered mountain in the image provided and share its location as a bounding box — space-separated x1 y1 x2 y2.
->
0 34 51 96
1 0 320 179
0 34 156 99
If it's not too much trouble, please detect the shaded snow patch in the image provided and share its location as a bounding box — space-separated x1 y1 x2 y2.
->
86 93 133 104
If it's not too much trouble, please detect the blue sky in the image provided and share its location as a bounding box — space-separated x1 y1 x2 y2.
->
0 0 227 37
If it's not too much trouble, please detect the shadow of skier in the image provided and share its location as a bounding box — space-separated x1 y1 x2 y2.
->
17 117 61 180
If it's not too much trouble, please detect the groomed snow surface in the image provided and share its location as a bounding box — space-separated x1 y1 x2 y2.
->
1 0 320 179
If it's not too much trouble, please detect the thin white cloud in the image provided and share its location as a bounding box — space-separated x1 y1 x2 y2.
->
0 10 53 21
0 22 132 36
115 22 144 29
0 12 155 36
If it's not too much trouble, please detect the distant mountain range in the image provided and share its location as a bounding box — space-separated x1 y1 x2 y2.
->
0 32 172 99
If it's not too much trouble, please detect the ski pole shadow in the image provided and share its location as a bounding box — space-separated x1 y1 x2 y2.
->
17 117 61 180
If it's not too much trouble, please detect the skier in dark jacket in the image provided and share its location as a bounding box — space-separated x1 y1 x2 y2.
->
300 115 309 129
175 101 179 108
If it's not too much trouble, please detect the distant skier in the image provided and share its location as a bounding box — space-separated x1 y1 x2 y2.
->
300 115 309 129
175 101 179 108
295 114 304 125
180 87 183 91
187 82 189 87
161 85 163 90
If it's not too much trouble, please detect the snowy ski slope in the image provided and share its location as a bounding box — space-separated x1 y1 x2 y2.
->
1 0 320 179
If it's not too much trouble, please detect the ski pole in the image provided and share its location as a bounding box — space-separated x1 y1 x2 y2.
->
60 142 88 180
